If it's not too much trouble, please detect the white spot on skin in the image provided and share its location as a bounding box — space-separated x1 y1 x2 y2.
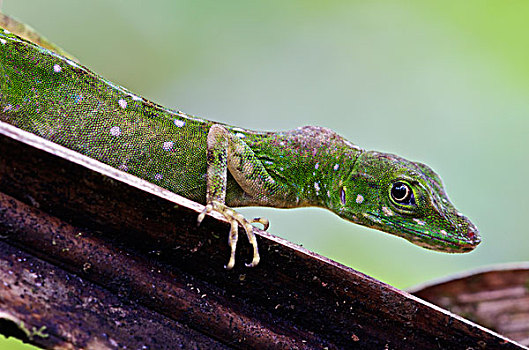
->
356 194 364 204
334 164 339 171
314 182 320 192
236 133 245 138
413 218 426 226
118 99 127 109
440 230 448 236
3 30 10 34
174 119 185 128
327 190 331 198
382 207 394 216
110 126 121 137
154 174 163 180
315 163 319 170
0 39 6 45
53 64 62 73
163 141 174 151
280 167 284 171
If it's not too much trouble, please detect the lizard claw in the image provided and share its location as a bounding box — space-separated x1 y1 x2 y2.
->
198 201 262 269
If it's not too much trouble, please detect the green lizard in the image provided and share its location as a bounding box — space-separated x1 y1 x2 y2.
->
0 16 480 269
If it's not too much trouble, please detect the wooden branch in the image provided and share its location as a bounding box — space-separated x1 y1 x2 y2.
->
0 121 524 349
411 263 529 347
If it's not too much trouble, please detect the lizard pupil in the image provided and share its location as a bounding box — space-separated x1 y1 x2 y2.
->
391 182 411 203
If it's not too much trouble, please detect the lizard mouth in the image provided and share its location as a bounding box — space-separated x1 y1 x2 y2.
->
374 215 481 253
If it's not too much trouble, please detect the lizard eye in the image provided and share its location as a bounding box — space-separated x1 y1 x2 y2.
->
390 182 415 206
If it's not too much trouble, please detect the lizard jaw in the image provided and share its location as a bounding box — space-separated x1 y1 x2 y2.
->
366 213 481 253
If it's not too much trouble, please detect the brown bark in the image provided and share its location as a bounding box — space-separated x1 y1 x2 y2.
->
0 121 523 349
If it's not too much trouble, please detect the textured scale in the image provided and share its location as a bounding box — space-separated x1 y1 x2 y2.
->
0 17 480 269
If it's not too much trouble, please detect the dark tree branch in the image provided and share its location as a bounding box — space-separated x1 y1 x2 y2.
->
411 264 529 347
0 121 524 349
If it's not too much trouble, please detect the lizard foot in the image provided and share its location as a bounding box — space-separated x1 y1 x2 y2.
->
197 201 262 270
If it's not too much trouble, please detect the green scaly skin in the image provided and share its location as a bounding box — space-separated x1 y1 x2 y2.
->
0 17 480 269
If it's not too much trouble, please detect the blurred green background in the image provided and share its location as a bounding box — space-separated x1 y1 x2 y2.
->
2 1 529 348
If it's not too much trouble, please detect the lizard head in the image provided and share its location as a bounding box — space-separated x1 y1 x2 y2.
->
334 150 480 252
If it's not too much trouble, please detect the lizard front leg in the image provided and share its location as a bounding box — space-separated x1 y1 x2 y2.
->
197 124 274 269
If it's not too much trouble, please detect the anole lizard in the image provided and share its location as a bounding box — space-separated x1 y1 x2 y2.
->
0 15 480 269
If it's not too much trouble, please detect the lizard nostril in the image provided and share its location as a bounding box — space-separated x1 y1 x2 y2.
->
467 224 480 245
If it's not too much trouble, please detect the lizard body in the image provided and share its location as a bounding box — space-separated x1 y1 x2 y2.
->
0 20 480 269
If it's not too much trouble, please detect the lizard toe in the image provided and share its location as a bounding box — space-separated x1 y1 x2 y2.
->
251 217 270 231
201 201 261 269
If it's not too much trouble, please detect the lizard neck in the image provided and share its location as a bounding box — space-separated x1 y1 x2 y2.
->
299 155 358 208
248 126 364 208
